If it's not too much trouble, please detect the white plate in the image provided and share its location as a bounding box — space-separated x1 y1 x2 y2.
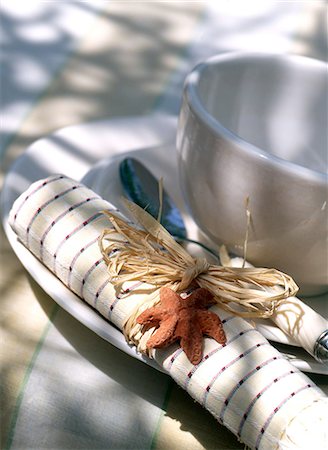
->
1 114 327 374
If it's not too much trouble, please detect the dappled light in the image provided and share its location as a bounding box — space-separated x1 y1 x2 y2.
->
0 2 202 180
1 2 327 450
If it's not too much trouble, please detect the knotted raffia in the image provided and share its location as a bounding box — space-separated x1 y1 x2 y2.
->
99 200 299 353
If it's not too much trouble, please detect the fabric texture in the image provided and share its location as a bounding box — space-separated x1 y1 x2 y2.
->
9 175 327 450
2 3 327 449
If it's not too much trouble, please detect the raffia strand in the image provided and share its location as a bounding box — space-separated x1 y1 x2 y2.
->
98 201 299 322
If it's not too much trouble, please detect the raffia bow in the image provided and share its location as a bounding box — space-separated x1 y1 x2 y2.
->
99 200 298 338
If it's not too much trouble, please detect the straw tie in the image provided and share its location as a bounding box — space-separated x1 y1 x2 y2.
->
98 199 299 356
179 257 210 291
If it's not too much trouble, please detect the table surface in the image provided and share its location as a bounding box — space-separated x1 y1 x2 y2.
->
1 2 327 450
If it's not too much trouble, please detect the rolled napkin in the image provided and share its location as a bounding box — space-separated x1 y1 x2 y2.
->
9 174 327 450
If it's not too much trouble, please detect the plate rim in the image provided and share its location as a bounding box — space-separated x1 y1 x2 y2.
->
2 114 327 375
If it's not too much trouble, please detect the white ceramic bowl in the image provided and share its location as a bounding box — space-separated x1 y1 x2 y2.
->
177 53 328 296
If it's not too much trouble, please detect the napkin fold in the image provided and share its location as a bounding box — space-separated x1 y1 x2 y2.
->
9 174 327 450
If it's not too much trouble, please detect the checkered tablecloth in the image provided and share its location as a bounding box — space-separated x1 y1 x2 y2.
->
1 2 327 449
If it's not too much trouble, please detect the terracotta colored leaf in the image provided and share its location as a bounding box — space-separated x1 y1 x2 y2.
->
137 287 226 364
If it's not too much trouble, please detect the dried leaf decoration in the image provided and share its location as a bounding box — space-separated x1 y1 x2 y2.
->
137 286 226 364
99 200 298 358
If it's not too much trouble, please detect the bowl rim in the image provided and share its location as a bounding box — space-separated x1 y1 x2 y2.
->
183 52 328 182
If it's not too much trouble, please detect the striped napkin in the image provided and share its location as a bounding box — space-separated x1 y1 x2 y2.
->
9 174 327 450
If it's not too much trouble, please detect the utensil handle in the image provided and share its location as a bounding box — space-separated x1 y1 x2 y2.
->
272 296 328 362
174 235 221 262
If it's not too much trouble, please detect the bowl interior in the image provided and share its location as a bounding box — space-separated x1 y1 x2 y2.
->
195 55 327 174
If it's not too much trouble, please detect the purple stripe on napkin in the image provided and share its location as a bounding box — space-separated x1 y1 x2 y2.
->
12 175 64 223
220 355 285 423
26 185 83 247
67 236 100 289
203 341 270 406
255 383 313 449
237 369 296 439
